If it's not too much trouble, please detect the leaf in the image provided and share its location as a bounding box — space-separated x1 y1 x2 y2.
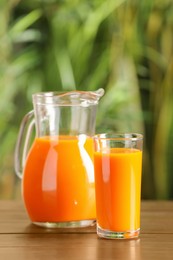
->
9 9 42 38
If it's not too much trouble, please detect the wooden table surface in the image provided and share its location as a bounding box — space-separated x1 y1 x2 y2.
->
0 200 173 259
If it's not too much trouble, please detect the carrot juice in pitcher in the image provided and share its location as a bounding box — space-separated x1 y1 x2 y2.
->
23 135 96 226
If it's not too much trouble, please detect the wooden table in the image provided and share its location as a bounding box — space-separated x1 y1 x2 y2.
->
0 201 173 259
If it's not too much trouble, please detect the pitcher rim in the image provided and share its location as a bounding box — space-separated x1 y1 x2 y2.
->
32 89 104 106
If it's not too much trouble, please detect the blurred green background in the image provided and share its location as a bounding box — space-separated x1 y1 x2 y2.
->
0 0 173 200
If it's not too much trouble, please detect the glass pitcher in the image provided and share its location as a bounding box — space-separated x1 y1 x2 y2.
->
14 89 104 228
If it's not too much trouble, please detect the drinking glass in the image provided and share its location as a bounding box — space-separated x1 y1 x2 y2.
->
94 133 143 239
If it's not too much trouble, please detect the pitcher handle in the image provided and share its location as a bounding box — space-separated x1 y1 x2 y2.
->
14 110 35 179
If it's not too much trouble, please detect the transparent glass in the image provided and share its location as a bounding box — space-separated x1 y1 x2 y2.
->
94 133 143 239
14 89 104 228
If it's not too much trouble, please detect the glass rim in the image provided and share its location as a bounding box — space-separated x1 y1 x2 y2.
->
94 133 143 141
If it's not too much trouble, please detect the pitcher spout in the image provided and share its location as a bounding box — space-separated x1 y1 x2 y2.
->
78 88 104 106
91 88 105 101
93 88 105 98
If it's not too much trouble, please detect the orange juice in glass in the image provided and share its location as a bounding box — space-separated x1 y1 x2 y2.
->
94 133 143 239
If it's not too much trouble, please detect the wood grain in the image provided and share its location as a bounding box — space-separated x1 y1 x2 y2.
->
0 200 173 259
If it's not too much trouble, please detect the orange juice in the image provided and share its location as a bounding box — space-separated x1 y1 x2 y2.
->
23 135 96 223
94 148 142 232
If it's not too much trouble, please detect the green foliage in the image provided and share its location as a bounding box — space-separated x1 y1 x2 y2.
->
0 0 173 199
